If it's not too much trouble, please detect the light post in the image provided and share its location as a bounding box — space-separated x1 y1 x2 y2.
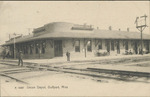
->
135 14 148 55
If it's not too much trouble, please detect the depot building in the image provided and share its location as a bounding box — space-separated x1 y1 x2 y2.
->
3 22 150 59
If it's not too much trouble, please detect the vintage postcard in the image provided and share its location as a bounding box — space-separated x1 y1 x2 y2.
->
0 1 150 97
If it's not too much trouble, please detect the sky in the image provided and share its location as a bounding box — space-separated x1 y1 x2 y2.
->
0 1 149 45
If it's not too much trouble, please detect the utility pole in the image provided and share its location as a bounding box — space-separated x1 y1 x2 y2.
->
135 14 148 55
13 33 16 59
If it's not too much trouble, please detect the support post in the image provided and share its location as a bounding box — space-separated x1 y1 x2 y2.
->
84 39 87 58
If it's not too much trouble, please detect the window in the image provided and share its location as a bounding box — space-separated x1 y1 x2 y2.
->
116 41 119 49
125 41 128 50
17 46 19 53
20 45 23 53
25 46 28 54
30 44 33 54
87 40 92 52
23 46 26 54
98 45 102 50
75 40 80 52
35 43 39 54
145 41 149 51
98 41 102 50
22 45 28 54
41 41 46 54
111 41 115 51
105 40 110 52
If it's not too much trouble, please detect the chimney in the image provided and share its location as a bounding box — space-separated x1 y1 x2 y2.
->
109 26 112 30
90 25 92 28
127 28 129 32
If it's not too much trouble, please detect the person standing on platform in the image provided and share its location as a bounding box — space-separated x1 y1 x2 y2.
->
66 51 70 61
18 51 23 66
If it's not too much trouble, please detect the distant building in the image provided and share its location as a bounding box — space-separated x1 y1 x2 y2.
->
2 22 150 59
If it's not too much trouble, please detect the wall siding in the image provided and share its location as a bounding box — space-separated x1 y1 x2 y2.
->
8 38 150 59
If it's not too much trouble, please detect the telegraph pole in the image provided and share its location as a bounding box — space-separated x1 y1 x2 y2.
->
135 14 148 55
12 33 22 59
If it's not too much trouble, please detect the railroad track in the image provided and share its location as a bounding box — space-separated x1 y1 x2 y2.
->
30 65 150 83
0 73 29 84
0 64 34 84
87 68 150 78
0 68 32 75
59 68 150 83
1 61 150 84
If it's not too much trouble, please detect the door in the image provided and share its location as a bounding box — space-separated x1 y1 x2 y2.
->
134 42 138 54
54 40 63 57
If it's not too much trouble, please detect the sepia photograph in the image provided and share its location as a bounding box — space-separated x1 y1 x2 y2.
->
0 1 150 96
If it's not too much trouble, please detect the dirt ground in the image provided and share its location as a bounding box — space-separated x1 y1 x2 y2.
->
0 54 150 96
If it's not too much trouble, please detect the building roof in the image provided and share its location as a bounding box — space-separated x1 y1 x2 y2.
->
4 34 33 45
35 29 150 39
3 29 150 46
3 22 150 46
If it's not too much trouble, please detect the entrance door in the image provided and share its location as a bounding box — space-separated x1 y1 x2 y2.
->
54 40 63 57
